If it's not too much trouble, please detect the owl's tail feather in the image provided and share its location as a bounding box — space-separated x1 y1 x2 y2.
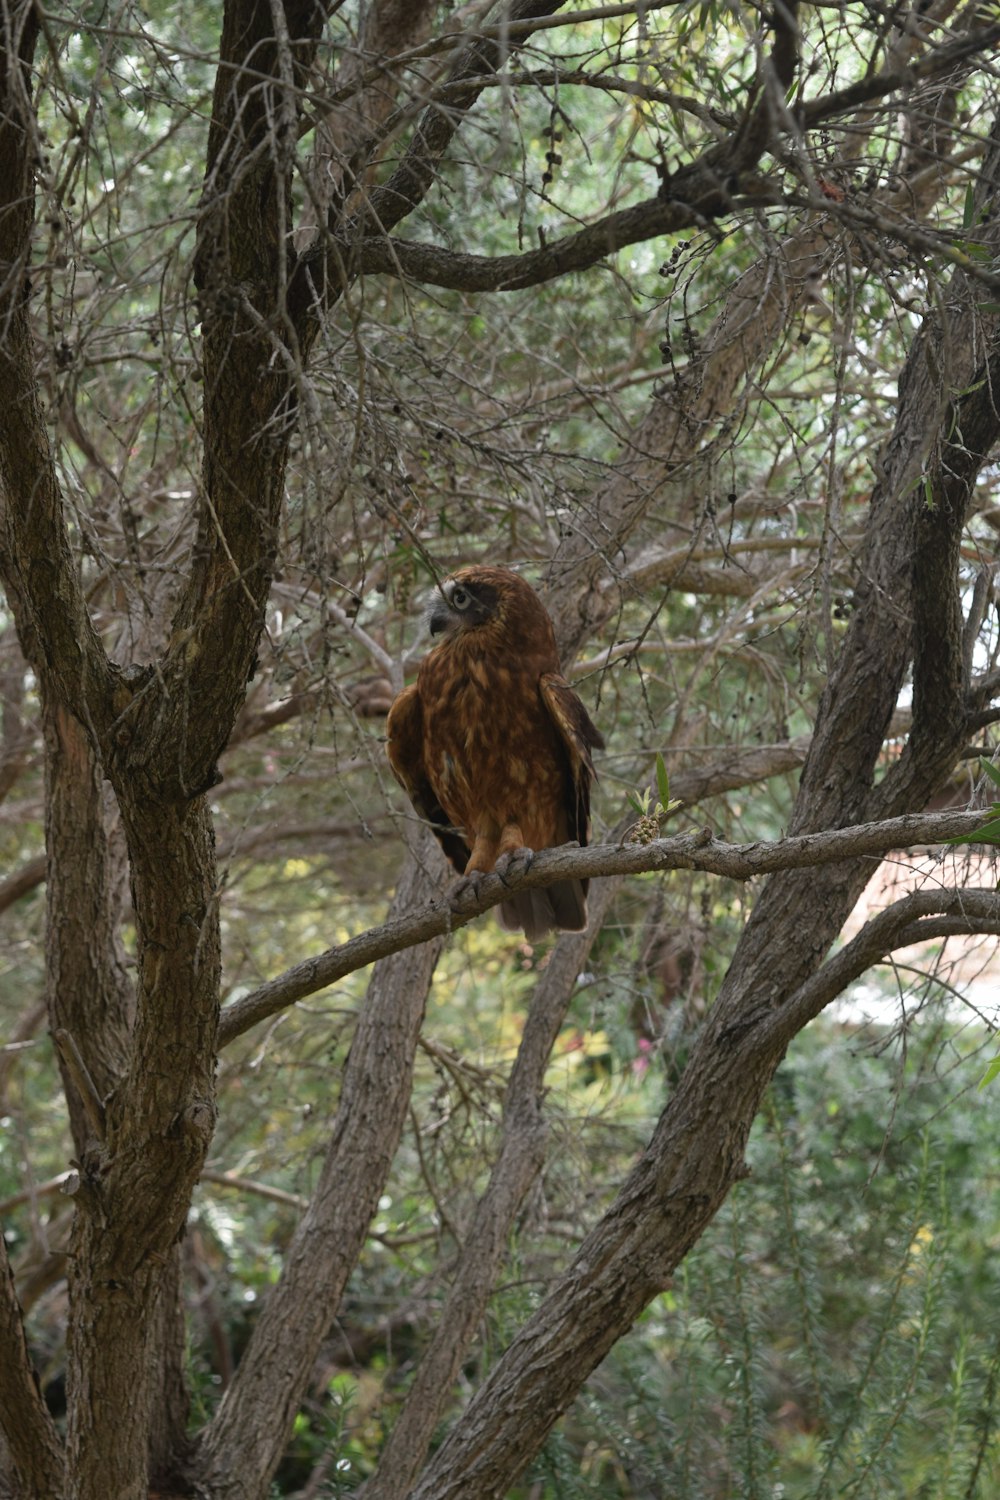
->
499 878 588 941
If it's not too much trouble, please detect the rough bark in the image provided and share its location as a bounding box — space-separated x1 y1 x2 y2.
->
146 1245 192 1490
115 0 329 805
300 0 441 239
61 796 219 1500
0 1232 64 1498
0 627 31 805
0 4 108 734
42 696 131 1155
0 1 329 1494
349 0 570 240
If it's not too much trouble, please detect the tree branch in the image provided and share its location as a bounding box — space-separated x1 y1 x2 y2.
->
870 119 1000 813
766 886 1000 1047
107 0 333 803
0 1234 64 1498
795 20 1000 132
405 882 1000 1500
0 3 112 729
298 0 439 240
349 0 569 240
342 14 1000 302
218 808 992 1045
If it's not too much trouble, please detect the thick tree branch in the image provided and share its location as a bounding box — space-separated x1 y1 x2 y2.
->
0 1234 64 1498
868 121 1000 816
352 191 737 290
795 20 1000 132
0 4 112 729
324 0 794 305
299 0 439 238
0 628 31 805
42 698 131 1155
342 16 1000 301
63 792 220 1500
0 853 45 916
349 0 569 240
909 356 1000 750
103 0 332 803
218 808 990 1045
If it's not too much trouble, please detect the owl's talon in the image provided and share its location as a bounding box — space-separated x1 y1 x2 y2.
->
495 847 534 887
449 870 486 913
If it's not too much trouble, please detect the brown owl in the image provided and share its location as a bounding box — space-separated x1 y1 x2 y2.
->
386 567 604 939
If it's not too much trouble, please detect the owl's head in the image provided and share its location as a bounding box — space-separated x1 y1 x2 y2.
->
426 566 559 661
428 566 539 633
428 570 502 637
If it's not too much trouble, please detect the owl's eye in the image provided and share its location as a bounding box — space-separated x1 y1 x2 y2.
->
451 586 471 610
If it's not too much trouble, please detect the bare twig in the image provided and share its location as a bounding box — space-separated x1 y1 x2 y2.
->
52 1029 107 1141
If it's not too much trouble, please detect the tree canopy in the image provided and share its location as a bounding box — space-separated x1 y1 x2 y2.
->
3 1 1000 1496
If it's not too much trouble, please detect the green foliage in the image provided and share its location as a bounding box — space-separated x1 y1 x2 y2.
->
516 1019 1000 1499
626 753 684 842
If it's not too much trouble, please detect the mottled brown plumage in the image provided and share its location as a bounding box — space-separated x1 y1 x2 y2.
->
386 567 604 939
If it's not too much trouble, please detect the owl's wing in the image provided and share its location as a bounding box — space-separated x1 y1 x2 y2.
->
386 684 470 874
497 672 605 937
539 672 604 847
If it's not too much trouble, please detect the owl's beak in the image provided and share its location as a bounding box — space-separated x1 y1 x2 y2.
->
428 599 451 636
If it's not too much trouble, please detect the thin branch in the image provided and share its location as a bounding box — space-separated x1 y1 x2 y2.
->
0 1172 74 1215
324 595 400 683
52 1030 107 1142
767 887 1000 1046
795 21 1000 132
200 1169 308 1211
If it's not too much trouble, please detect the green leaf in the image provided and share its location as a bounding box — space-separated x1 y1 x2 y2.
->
979 758 1000 789
946 817 1000 846
963 182 976 230
655 752 671 813
979 1054 1000 1091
